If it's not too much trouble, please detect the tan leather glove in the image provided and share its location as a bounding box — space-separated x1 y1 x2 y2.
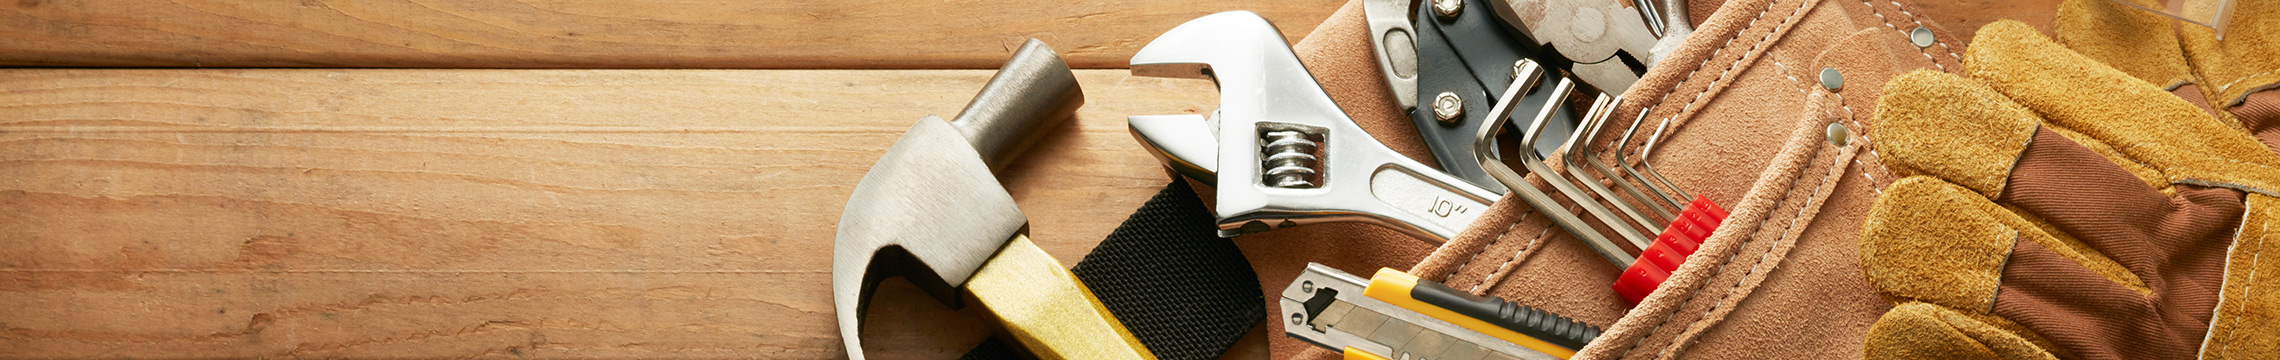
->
1857 19 2280 360
2060 0 2280 135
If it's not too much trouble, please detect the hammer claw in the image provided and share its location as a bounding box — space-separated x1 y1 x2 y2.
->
833 40 1101 359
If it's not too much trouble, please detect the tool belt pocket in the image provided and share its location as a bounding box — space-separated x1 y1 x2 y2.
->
1584 91 1876 359
1401 0 1958 356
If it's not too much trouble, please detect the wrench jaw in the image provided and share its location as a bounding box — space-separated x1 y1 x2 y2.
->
1127 114 1221 187
1130 11 1499 244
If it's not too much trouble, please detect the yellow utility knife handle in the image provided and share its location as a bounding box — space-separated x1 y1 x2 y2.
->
1344 347 1394 360
1361 268 1598 359
965 235 1156 360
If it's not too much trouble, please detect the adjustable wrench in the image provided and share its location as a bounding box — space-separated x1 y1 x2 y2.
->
1127 11 1510 243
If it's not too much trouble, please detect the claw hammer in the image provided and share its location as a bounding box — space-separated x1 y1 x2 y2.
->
832 40 1153 360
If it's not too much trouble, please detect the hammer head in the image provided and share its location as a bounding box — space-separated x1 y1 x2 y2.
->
833 39 1082 359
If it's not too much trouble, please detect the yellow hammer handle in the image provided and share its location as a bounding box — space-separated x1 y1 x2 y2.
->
965 234 1156 360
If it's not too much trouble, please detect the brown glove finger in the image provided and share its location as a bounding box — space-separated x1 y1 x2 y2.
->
2229 90 2280 154
1872 70 2150 290
1870 63 2236 359
1857 173 2189 360
1992 234 2228 360
1871 70 2037 198
2055 0 2194 89
1860 176 2017 312
1964 21 2280 196
1983 112 2241 360
2177 0 2280 108
1999 125 2246 287
1963 19 2250 296
1865 302 2054 360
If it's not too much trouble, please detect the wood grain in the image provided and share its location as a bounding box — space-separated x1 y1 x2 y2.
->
0 69 1218 358
0 0 1338 69
0 0 2067 70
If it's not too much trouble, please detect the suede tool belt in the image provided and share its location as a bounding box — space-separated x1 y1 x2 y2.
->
1237 0 1971 358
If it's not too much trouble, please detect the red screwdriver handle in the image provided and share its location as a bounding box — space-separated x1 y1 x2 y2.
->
1612 195 1727 305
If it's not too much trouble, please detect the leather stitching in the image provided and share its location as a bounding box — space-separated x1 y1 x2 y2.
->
1470 223 1557 293
2215 68 2280 100
1616 108 1834 359
2217 203 2265 356
1635 0 1816 160
1658 144 1848 358
1858 0 1962 71
1771 60 1889 194
1767 59 1818 95
1773 57 1892 194
1826 89 1893 195
1444 207 1535 283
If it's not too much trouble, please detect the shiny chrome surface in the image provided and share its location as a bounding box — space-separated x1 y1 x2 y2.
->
1128 11 1498 243
1555 94 1667 229
1513 79 1652 249
1128 114 1221 186
1563 96 1677 222
1365 0 1422 111
1474 70 1638 266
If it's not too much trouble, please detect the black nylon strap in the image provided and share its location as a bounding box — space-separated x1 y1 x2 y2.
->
960 180 1262 359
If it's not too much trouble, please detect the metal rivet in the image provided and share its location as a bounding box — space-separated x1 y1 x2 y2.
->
1827 123 1850 147
1301 280 1315 293
1432 0 1463 19
1290 312 1305 326
1819 68 1843 92
1432 92 1465 124
1910 27 1936 48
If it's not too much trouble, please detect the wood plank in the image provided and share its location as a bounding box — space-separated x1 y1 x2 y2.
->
0 0 1338 69
0 68 1218 358
0 0 2063 69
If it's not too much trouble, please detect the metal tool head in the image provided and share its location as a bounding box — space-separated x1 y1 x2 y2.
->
833 39 1082 359
1129 11 1498 242
1480 0 1689 94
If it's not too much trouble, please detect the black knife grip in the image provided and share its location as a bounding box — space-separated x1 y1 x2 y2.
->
1411 277 1601 350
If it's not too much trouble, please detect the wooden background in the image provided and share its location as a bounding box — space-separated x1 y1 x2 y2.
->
0 0 2056 358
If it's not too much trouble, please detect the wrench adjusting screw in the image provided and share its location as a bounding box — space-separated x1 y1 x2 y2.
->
1432 92 1465 124
1262 128 1325 188
1432 0 1463 19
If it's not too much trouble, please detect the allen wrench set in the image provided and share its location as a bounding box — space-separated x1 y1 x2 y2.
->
1472 61 1728 306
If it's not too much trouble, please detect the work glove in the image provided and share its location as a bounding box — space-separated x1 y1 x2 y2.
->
1855 18 2280 360
2060 0 2280 135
